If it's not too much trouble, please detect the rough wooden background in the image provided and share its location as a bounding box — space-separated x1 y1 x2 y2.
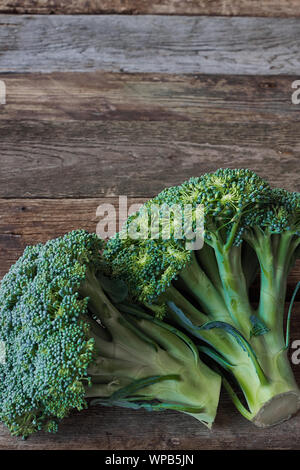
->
0 0 299 450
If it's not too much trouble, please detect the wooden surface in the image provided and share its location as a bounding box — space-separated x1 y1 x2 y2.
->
1 73 299 124
0 2 300 451
1 0 300 17
0 73 299 199
1 15 300 74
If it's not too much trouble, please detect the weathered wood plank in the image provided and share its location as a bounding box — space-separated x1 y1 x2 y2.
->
0 198 144 278
0 197 151 287
1 15 300 74
1 73 299 123
0 301 300 449
0 120 299 198
0 199 298 295
1 0 300 17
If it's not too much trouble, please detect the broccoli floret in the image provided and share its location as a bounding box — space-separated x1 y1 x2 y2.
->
104 169 300 427
0 230 221 438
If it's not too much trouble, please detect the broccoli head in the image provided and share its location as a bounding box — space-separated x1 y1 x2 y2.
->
104 169 300 427
0 230 221 438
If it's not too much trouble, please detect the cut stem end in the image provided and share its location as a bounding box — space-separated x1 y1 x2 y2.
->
252 391 300 428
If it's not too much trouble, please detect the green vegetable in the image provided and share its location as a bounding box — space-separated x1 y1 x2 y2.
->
104 168 300 427
0 230 221 438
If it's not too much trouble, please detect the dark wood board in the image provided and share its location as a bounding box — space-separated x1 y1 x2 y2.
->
0 119 299 198
0 73 299 201
0 74 299 197
0 73 299 124
1 15 300 74
1 0 300 17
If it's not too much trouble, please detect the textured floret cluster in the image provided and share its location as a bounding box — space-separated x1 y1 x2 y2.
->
105 168 298 304
0 231 103 436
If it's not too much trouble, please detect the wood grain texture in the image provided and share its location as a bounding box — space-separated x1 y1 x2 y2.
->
1 15 300 74
1 72 299 123
0 198 298 294
0 198 144 277
0 119 299 198
1 0 300 17
0 301 300 449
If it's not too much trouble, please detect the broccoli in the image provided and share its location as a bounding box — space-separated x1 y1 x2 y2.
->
104 168 300 427
0 230 221 438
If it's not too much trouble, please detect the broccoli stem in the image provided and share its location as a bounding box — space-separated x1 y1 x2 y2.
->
231 348 299 426
79 268 221 427
244 230 297 346
168 293 300 425
195 243 223 295
212 242 254 335
221 375 253 421
162 237 300 426
177 251 231 319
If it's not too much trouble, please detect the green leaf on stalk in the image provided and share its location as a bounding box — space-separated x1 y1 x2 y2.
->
91 374 204 414
119 301 200 364
199 321 250 355
250 315 270 338
198 345 234 372
110 374 180 401
198 321 268 385
285 281 300 348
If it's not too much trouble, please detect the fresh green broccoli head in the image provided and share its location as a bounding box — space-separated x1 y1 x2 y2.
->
104 168 274 304
180 168 271 220
0 230 102 436
0 230 221 437
104 169 300 427
271 188 300 233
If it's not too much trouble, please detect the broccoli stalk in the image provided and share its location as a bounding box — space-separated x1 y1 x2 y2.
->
0 230 221 438
105 169 300 427
79 266 220 424
166 233 299 426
